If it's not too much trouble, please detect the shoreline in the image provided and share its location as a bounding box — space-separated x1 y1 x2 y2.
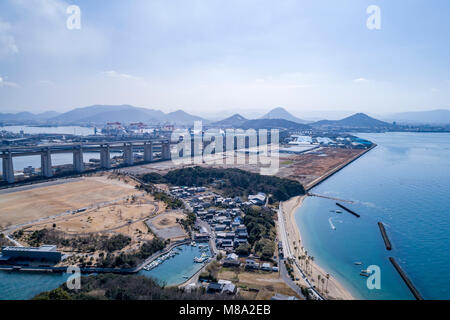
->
282 196 355 300
281 146 378 300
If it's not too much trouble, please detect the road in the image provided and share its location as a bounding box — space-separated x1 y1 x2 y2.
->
277 203 324 300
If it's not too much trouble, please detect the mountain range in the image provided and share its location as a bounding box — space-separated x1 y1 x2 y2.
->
1 105 449 128
11 105 207 125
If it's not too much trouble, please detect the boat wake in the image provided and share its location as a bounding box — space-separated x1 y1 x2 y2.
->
328 217 336 230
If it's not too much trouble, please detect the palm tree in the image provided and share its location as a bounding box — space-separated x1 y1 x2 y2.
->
310 256 315 274
317 275 321 292
321 278 325 293
326 274 330 295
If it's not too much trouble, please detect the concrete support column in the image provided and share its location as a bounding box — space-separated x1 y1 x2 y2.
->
100 145 111 169
73 147 84 173
2 152 15 184
162 141 171 160
144 142 154 162
40 148 53 178
124 144 134 165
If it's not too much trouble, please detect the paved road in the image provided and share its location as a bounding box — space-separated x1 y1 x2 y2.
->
277 203 324 300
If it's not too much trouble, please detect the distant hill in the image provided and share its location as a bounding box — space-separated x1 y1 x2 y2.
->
0 111 61 123
51 105 166 124
48 105 206 125
240 118 310 130
260 107 308 124
383 109 450 125
165 110 206 124
212 114 248 127
312 113 391 129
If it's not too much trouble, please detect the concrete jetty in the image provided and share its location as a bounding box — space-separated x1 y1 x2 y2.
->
336 203 360 218
389 257 423 300
378 222 392 251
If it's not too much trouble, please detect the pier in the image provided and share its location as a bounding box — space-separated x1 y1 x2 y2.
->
308 192 355 204
378 222 392 251
389 257 424 300
336 203 360 218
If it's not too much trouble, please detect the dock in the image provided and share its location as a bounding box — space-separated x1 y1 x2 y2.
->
378 222 392 250
336 203 360 218
389 257 424 300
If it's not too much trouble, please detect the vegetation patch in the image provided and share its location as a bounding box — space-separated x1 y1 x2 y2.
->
33 274 240 300
141 166 305 202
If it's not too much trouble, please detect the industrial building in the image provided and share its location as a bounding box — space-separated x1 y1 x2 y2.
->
0 245 62 264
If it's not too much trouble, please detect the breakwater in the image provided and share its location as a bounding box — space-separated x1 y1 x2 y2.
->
389 257 423 300
336 203 360 218
378 222 392 251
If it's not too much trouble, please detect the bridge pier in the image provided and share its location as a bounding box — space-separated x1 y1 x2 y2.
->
73 148 84 173
162 141 171 160
100 145 111 169
123 144 134 165
40 148 53 178
144 142 154 162
2 152 14 183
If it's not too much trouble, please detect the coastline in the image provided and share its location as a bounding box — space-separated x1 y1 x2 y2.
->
281 147 378 300
282 196 355 300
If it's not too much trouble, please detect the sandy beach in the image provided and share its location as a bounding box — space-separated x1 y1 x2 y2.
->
282 196 355 300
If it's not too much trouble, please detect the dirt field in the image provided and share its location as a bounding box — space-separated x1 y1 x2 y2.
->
119 147 364 189
276 147 364 187
219 267 300 300
146 210 187 241
25 195 160 239
0 174 140 229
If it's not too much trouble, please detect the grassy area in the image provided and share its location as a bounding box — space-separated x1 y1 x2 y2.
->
218 266 300 300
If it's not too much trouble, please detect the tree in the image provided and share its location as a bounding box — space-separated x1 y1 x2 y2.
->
326 274 330 295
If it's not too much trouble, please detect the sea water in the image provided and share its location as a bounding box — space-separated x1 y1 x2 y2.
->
296 132 450 300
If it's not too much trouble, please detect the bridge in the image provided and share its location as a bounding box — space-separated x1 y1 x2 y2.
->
0 140 171 184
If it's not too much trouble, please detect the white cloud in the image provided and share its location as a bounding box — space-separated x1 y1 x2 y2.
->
430 88 439 93
353 78 370 83
0 75 20 88
0 19 19 56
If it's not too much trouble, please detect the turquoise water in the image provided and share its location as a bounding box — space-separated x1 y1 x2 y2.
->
139 244 211 286
0 244 208 300
296 132 450 300
0 271 70 300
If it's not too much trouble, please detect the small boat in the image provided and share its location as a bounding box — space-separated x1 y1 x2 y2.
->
336 210 343 214
361 269 371 274
354 262 363 265
360 272 370 277
191 241 197 247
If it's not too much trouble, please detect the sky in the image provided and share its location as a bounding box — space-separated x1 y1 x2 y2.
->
0 0 449 118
